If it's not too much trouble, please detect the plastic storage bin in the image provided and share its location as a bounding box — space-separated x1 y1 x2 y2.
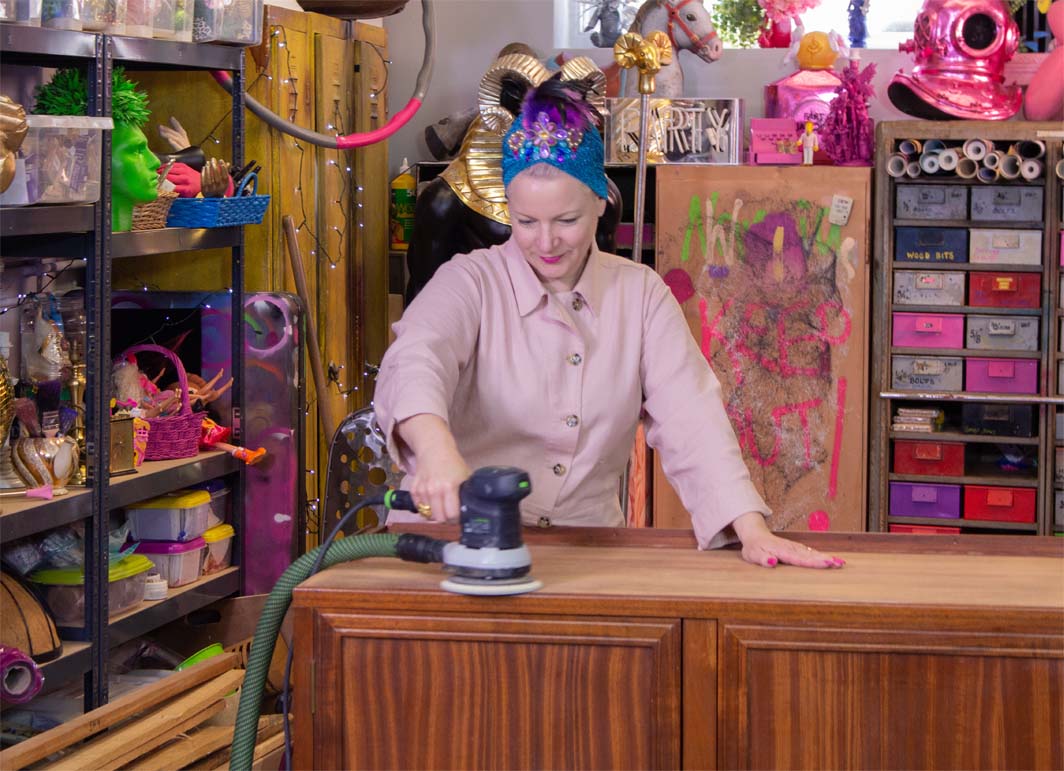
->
0 115 113 207
126 489 212 542
124 0 156 36
1 0 43 25
191 479 230 527
40 0 80 28
192 0 262 44
153 0 193 40
28 554 152 626
81 0 126 32
136 537 206 587
201 524 234 575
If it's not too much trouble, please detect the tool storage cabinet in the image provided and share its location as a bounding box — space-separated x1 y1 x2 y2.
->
870 121 1064 536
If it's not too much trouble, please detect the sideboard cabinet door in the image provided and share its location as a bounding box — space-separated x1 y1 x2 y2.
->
718 622 1064 770
294 611 682 770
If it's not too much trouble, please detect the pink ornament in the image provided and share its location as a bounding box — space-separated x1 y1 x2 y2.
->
888 0 1022 120
1023 2 1064 121
821 58 876 165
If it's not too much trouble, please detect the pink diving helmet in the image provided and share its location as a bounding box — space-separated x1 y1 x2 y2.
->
888 0 1021 120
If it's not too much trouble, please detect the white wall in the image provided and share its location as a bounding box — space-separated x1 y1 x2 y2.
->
382 0 1044 177
381 0 921 176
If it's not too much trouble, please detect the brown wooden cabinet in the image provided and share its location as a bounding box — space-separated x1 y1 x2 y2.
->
292 529 1063 770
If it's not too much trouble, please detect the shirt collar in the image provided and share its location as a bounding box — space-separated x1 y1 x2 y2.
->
503 237 603 318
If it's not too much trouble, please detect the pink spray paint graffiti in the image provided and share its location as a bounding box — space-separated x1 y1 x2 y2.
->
673 190 856 531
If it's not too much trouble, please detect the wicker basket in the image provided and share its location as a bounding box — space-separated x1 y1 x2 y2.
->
131 190 179 231
166 173 269 228
118 344 204 461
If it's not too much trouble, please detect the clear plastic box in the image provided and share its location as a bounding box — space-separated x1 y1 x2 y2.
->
191 479 230 527
28 554 152 626
192 0 262 45
201 524 234 575
40 0 80 29
81 0 126 31
124 0 156 37
136 537 206 587
1 0 43 25
153 0 193 41
0 115 113 207
126 489 212 542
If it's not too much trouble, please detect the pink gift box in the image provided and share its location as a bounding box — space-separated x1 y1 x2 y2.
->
892 312 964 349
965 358 1038 394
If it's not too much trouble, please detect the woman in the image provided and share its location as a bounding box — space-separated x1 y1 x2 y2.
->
375 78 843 569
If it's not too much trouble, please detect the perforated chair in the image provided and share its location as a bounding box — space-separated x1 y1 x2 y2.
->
323 406 405 535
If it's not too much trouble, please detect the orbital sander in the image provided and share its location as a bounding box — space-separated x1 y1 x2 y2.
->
439 466 541 595
386 466 540 594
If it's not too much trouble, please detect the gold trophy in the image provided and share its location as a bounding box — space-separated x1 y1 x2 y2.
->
68 362 86 485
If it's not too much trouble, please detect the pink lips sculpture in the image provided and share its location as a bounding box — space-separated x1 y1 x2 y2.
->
888 0 1022 120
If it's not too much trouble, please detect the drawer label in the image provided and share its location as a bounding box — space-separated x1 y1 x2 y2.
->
988 319 1016 335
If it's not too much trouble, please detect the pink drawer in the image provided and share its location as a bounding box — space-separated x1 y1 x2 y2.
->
965 358 1038 394
892 312 964 349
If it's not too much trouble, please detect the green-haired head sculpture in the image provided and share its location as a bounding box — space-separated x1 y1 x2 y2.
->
35 68 158 232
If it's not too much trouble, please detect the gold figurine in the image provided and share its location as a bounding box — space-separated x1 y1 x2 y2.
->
0 95 28 194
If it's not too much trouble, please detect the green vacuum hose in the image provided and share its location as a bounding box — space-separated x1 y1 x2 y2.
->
228 533 401 771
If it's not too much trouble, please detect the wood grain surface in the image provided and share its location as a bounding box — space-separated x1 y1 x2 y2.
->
292 531 1063 770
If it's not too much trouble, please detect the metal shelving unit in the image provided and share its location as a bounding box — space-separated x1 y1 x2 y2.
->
0 23 246 710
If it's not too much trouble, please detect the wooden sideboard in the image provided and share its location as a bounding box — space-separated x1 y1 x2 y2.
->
291 529 1064 770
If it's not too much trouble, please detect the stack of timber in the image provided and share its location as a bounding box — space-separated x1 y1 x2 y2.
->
0 653 285 770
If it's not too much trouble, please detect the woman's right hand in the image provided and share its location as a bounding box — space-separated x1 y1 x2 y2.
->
395 414 471 522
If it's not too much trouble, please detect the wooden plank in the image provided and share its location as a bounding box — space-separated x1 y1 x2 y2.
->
186 714 284 771
122 725 234 771
101 702 225 771
352 23 390 409
43 669 244 771
0 653 239 770
206 730 285 771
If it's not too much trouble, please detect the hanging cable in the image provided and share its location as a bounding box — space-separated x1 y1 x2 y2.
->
210 0 434 149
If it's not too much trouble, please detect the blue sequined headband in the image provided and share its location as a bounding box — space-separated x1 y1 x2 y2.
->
501 109 609 200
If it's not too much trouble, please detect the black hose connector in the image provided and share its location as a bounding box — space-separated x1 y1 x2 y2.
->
396 533 448 564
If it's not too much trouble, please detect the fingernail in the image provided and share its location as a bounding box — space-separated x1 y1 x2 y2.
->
766 557 778 566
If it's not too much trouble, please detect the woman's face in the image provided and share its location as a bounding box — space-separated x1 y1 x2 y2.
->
507 168 606 293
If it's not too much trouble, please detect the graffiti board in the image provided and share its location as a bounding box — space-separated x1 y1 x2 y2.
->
653 166 870 533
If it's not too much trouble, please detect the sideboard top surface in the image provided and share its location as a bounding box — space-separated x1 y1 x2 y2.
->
295 531 1063 616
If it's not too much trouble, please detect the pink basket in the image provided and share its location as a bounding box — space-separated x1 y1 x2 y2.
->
117 344 205 461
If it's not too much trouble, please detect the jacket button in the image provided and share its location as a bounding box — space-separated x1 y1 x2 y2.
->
568 353 582 366
553 463 566 476
565 414 579 428
571 297 584 311
538 516 552 528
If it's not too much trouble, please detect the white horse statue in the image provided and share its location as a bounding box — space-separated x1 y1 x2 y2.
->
622 0 723 97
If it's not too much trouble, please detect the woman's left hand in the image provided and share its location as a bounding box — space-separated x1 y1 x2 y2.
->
730 511 845 569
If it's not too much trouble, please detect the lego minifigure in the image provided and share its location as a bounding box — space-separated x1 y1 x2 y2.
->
797 120 819 165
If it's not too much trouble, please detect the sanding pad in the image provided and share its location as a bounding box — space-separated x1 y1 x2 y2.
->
440 575 543 596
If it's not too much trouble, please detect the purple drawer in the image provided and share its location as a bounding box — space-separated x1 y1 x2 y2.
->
889 482 962 519
965 358 1038 394
892 312 964 349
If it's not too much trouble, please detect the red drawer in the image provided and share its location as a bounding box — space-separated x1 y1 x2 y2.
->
893 441 965 476
963 485 1036 523
968 272 1041 309
889 524 962 534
